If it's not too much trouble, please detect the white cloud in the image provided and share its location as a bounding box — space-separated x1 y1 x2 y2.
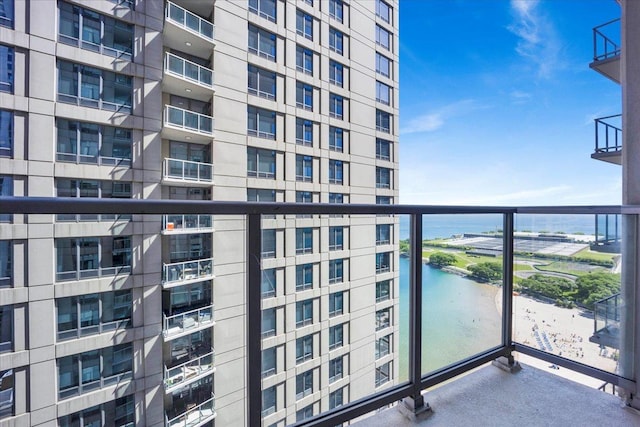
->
401 99 482 135
510 90 532 104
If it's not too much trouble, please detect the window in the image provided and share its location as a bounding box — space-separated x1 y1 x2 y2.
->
0 369 12 418
248 24 276 60
247 147 276 178
296 191 313 218
329 387 344 409
248 188 276 202
0 176 12 223
296 299 313 327
296 118 313 146
296 370 313 399
328 160 344 185
376 81 391 105
296 335 313 363
329 291 343 317
57 291 132 340
376 308 391 331
376 335 391 359
329 259 343 284
0 305 11 353
57 119 132 165
376 25 392 51
262 347 276 377
0 109 11 157
59 2 133 60
262 268 276 298
329 226 344 250
296 82 313 110
376 109 391 133
0 241 10 288
247 106 276 139
0 0 14 28
296 155 313 182
56 179 132 221
329 27 344 54
0 45 13 93
329 93 344 119
296 9 313 40
376 252 391 273
262 308 276 337
376 196 392 205
248 65 276 100
375 361 391 386
329 126 343 152
297 405 314 422
329 60 344 87
296 228 313 255
262 386 277 417
376 224 391 245
262 229 276 258
56 237 132 282
167 233 212 263
60 395 135 427
296 45 313 74
249 0 276 22
329 193 344 204
329 356 343 383
376 167 391 189
376 0 391 23
296 264 313 291
58 343 133 398
329 0 343 22
329 324 344 350
376 138 391 160
376 280 391 302
376 53 391 78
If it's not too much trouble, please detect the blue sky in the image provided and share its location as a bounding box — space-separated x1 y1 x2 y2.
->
399 0 621 205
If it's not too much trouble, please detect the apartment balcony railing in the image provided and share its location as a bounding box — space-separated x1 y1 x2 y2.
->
163 158 213 185
591 18 621 83
162 258 214 288
591 292 621 349
162 214 214 234
165 349 215 393
163 106 214 140
163 304 214 340
164 1 215 59
1 197 636 427
165 52 214 90
165 393 216 427
593 114 622 165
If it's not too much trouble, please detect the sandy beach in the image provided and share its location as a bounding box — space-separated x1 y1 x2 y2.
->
496 291 619 388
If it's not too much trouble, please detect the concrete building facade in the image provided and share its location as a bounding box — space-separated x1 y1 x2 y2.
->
0 0 399 426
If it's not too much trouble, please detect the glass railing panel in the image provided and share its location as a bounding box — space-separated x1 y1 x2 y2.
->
513 212 624 380
163 258 214 285
163 158 213 183
163 214 213 232
164 106 214 135
165 53 214 88
164 304 214 338
165 350 215 389
166 1 214 42
166 393 216 427
418 214 505 376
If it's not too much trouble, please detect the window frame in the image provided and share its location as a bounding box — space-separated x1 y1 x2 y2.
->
329 27 344 55
248 64 276 100
248 0 277 22
329 291 344 317
329 60 344 87
296 228 314 255
296 9 313 40
247 106 277 139
296 299 313 327
329 159 344 185
248 24 277 61
329 259 344 284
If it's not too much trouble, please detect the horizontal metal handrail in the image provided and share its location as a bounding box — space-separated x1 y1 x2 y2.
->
165 349 215 389
163 304 214 338
165 1 215 42
163 158 214 183
165 52 214 88
592 18 620 61
595 114 622 153
164 105 214 135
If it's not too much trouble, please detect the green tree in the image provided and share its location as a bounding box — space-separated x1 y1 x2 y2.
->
468 262 502 282
399 239 410 254
520 274 576 300
429 252 457 268
574 272 620 307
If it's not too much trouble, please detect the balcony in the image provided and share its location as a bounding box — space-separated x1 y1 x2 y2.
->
164 1 215 58
163 258 214 288
162 214 214 234
162 158 214 186
592 114 622 165
165 393 216 427
591 293 621 349
590 18 620 84
162 105 214 143
165 350 216 393
163 52 214 101
163 304 215 340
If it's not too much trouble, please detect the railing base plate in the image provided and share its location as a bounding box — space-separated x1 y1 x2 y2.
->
399 396 433 421
492 356 522 374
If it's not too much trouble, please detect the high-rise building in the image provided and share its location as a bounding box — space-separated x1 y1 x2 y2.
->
0 0 399 426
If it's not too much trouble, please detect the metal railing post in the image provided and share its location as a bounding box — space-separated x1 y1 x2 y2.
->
247 214 263 425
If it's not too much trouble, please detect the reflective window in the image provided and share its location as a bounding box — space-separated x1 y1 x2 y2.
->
248 0 276 22
296 263 313 291
376 252 391 273
0 0 14 28
329 0 343 23
376 25 391 51
329 323 344 350
0 109 11 157
329 126 344 152
296 335 313 363
376 0 391 23
296 118 313 146
248 24 276 61
296 228 313 255
376 224 391 245
296 45 313 75
329 226 344 250
295 370 313 399
329 356 343 383
376 109 391 133
296 299 313 327
329 60 344 87
247 147 276 178
0 369 13 418
296 404 314 422
248 64 276 100
59 394 135 427
55 237 132 282
329 27 343 54
57 291 132 340
376 307 391 331
376 280 391 302
296 81 313 111
262 386 277 417
247 106 276 139
376 52 391 78
329 93 344 119
376 334 391 359
329 259 343 284
0 305 11 353
262 229 276 258
296 155 313 182
296 9 313 40
329 291 343 317
0 45 13 93
376 167 392 189
261 268 276 298
262 347 276 377
57 119 132 165
329 387 344 409
56 178 132 221
376 138 391 160
262 308 276 337
0 176 11 223
375 361 391 386
0 241 10 288
329 159 344 184
376 81 391 105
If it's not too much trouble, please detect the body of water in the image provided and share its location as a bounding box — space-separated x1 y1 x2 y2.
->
398 256 502 379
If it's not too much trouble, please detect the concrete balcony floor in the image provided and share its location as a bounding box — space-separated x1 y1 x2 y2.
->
355 362 640 427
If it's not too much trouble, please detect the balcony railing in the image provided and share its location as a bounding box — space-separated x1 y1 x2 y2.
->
163 304 214 339
165 52 214 89
1 197 636 427
164 105 214 136
163 214 213 233
165 393 216 427
165 1 214 42
163 258 214 287
593 18 620 62
165 349 215 392
594 114 622 154
163 158 213 184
